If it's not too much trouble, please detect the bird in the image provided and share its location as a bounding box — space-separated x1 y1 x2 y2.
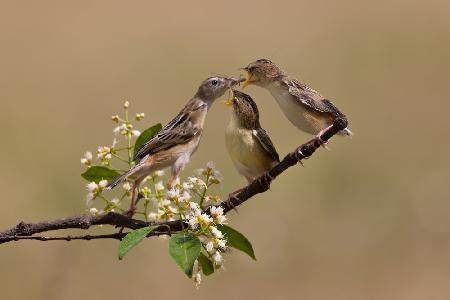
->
241 59 352 143
224 90 280 189
105 76 243 215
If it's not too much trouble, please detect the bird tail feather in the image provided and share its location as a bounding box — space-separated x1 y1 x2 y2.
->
341 128 354 138
104 167 138 191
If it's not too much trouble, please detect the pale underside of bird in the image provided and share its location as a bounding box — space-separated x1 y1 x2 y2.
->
225 118 279 183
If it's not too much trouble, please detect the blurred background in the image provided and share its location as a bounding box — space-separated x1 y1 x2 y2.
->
1 0 449 299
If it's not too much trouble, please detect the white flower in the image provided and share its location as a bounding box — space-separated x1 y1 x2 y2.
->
206 240 214 252
80 152 93 165
86 192 95 206
207 161 215 169
113 124 124 134
123 101 130 108
98 180 108 189
89 208 99 215
154 170 165 177
182 181 194 190
210 206 226 224
167 188 180 199
155 181 164 191
161 199 171 206
216 215 227 225
132 130 141 137
199 213 212 225
189 202 200 214
122 182 132 191
188 216 199 229
180 191 191 201
217 239 227 249
194 272 201 287
213 252 223 265
211 226 223 239
111 198 120 204
86 182 98 192
84 151 92 160
210 206 223 217
188 177 206 188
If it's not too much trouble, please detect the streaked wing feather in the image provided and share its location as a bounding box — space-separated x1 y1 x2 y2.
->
253 128 280 162
285 78 344 117
133 112 199 161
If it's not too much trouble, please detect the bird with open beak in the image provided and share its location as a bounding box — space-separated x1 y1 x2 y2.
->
224 90 280 190
241 59 352 143
105 76 243 216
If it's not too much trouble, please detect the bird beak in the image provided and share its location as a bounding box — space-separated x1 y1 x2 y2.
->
226 76 245 88
241 70 254 89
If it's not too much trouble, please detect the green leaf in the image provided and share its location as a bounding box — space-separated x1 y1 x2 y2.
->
118 226 157 260
81 166 120 183
197 252 214 276
217 225 256 260
169 232 201 278
133 123 162 157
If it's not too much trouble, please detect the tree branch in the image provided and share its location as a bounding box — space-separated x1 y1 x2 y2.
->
0 118 348 245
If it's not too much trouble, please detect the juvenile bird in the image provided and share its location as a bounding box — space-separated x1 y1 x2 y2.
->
242 59 352 142
225 90 280 188
105 76 242 215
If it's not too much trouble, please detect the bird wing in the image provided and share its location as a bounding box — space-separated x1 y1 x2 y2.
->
133 110 201 162
284 77 345 117
253 128 280 162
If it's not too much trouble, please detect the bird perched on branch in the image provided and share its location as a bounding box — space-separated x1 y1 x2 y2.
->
105 76 243 215
225 90 280 189
241 59 352 143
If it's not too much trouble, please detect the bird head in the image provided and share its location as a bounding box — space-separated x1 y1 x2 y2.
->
225 90 260 129
241 59 285 88
195 76 244 101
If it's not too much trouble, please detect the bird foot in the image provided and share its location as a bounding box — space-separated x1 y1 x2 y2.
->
316 126 333 150
225 193 242 212
256 171 273 191
123 208 136 218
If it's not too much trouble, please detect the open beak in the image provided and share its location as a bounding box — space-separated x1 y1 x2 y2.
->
241 72 253 89
226 76 245 88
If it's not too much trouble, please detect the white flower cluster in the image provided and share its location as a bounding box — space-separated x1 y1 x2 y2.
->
96 139 118 165
80 102 230 286
113 123 141 138
86 180 108 206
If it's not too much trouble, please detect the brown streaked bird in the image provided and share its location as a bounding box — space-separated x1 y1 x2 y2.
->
105 76 242 215
225 90 280 187
242 59 352 142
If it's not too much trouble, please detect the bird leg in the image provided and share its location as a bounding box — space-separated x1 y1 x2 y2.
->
167 158 186 189
123 177 145 218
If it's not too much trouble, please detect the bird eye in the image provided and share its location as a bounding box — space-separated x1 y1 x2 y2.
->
211 80 218 86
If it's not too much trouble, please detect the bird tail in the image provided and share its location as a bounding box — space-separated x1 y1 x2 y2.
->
104 167 139 191
340 128 354 138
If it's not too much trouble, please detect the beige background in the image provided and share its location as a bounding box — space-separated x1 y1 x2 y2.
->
1 0 450 299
